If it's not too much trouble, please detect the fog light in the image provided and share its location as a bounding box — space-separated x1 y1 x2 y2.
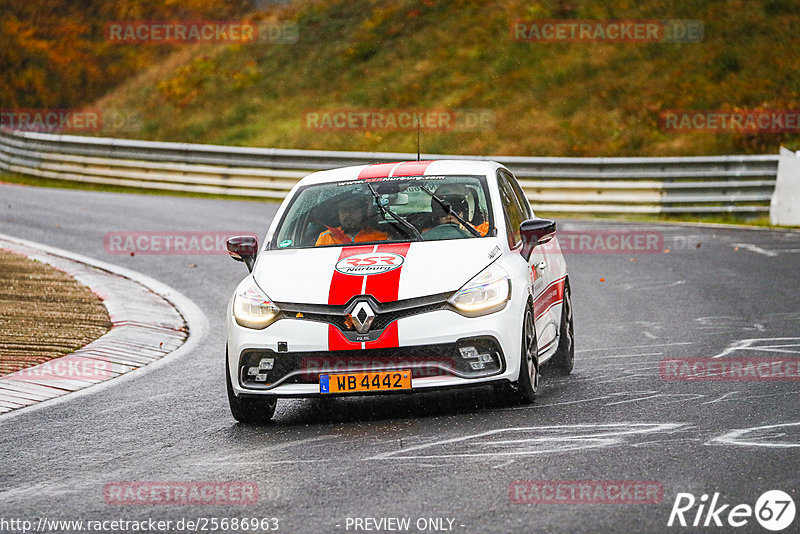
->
460 346 494 365
247 367 259 376
255 374 268 382
259 358 274 370
459 347 479 359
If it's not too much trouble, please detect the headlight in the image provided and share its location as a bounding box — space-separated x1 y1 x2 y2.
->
233 281 280 329
448 263 511 317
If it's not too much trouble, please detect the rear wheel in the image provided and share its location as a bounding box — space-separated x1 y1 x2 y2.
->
551 281 574 375
226 350 277 424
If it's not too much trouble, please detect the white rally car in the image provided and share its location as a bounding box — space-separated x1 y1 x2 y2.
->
225 160 573 423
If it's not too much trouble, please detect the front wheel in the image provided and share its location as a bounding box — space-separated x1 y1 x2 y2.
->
496 305 539 404
515 305 540 403
550 281 574 375
226 350 277 424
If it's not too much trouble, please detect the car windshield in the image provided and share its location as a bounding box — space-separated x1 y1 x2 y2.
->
270 175 494 249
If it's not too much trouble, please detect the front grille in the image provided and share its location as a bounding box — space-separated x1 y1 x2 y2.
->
274 292 452 335
238 337 505 390
371 302 447 330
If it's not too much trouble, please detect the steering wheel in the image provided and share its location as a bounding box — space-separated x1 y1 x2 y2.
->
422 223 472 240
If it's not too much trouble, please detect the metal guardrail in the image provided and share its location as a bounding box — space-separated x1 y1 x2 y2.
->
0 129 779 214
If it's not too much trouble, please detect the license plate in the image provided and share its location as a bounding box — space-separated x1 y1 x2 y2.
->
320 370 412 394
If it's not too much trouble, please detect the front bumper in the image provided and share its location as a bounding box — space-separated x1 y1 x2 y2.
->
228 301 525 398
237 336 505 390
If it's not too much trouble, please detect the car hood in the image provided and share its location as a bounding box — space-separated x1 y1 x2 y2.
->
253 239 500 305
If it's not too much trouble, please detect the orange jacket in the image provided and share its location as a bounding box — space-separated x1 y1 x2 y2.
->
315 227 389 246
475 221 490 236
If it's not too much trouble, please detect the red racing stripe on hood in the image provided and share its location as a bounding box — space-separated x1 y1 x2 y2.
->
328 245 374 305
328 246 371 351
364 243 411 303
357 160 433 179
326 243 412 350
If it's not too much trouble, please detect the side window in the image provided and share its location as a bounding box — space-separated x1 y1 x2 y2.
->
503 170 532 219
497 173 525 249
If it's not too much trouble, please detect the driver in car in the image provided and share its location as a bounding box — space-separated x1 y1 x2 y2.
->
315 193 389 246
430 195 470 228
421 193 475 240
427 184 490 236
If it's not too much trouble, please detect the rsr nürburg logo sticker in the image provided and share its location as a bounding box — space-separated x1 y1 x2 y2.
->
335 252 405 276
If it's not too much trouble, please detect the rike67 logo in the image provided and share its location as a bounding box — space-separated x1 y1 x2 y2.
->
668 490 795 531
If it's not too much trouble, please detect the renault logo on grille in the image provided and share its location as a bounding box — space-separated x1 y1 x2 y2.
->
348 301 376 334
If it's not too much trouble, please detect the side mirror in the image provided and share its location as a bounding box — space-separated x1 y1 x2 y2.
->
519 219 556 261
227 235 258 272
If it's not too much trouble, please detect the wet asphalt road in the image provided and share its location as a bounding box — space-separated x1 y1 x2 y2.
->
1 183 799 534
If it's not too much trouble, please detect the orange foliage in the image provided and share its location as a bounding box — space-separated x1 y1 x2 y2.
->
0 0 256 108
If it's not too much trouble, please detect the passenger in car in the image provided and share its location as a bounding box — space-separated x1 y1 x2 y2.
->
315 193 389 246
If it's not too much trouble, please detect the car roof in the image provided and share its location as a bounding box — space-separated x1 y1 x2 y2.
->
298 160 505 186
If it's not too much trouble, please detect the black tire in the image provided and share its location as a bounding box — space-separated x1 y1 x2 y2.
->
551 281 574 375
226 350 277 424
496 304 539 404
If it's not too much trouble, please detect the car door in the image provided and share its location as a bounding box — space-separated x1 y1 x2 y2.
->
497 170 559 352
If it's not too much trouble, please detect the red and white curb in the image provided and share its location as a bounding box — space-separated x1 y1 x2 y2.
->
0 234 208 417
